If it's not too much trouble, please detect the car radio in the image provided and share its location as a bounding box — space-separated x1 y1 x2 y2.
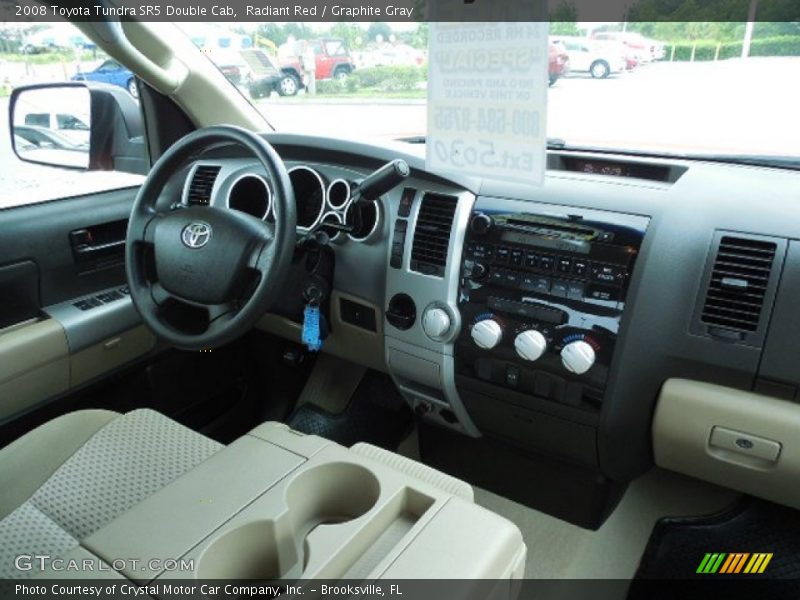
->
455 199 649 412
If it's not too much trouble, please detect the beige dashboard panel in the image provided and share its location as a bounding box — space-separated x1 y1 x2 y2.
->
0 319 69 421
256 291 386 373
70 325 156 387
654 378 800 509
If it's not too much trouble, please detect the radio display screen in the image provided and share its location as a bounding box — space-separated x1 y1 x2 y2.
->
501 231 590 255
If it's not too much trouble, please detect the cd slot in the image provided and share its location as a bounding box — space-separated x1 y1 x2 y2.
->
505 218 597 237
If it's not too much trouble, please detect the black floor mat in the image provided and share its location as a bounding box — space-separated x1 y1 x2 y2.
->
629 498 800 599
287 371 412 449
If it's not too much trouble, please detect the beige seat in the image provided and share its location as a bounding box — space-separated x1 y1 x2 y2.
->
0 409 222 579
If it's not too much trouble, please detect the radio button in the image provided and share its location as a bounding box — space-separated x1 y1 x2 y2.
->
495 246 510 263
505 365 521 387
551 280 569 298
572 260 589 276
587 285 620 302
539 255 555 271
520 275 550 293
591 264 625 283
501 271 520 287
489 269 521 288
470 243 493 260
567 282 585 300
598 231 614 243
557 257 572 273
510 249 524 266
535 371 566 402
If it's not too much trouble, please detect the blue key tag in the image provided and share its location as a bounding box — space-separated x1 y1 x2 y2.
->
302 303 323 352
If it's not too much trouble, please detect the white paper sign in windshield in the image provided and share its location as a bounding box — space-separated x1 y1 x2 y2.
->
426 23 548 186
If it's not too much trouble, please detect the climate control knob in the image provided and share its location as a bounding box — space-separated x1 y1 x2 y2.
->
422 307 451 340
514 330 548 362
471 319 503 349
561 340 596 375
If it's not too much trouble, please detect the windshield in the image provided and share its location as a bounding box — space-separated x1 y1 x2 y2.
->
191 21 798 160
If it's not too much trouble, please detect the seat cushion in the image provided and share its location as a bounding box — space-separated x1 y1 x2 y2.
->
0 409 119 520
0 409 222 578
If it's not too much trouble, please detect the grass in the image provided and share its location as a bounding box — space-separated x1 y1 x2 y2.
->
1 50 99 65
265 87 426 101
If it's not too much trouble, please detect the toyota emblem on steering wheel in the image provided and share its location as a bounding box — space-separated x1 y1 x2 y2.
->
181 222 212 248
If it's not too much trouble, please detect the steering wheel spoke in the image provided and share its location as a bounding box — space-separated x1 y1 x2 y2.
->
150 281 173 306
247 222 277 272
208 301 238 323
142 214 162 245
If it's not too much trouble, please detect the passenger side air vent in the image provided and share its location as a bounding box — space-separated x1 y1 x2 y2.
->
186 165 221 206
699 235 778 339
410 193 458 277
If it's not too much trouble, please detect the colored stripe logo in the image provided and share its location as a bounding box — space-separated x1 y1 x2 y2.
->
697 553 773 574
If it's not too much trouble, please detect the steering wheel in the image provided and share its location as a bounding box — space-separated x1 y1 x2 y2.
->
125 125 296 351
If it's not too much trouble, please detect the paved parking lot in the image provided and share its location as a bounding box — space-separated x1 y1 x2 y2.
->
258 58 798 156
2 58 797 208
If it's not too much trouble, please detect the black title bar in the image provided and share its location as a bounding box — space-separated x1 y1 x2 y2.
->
2 0 799 22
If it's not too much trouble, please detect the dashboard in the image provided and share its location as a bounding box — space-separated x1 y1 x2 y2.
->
182 161 380 241
166 132 800 502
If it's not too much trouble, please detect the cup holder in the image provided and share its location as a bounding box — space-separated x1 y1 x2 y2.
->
197 520 286 580
197 462 380 580
285 462 380 534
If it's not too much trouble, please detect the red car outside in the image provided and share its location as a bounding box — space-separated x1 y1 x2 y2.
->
277 38 356 95
549 41 570 86
592 32 651 69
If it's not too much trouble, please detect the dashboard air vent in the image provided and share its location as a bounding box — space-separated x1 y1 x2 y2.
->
700 236 777 334
186 165 221 206
411 193 458 277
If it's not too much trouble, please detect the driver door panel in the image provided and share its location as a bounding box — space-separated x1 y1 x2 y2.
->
0 187 156 423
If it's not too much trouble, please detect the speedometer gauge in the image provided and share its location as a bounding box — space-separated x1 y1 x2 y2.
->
288 166 326 229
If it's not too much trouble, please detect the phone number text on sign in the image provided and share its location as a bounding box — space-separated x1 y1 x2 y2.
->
426 23 548 186
433 106 540 137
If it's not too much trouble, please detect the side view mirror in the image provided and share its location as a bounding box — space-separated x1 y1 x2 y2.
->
9 81 147 174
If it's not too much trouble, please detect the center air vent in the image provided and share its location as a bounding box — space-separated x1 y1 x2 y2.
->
700 235 778 338
410 193 458 277
186 165 221 206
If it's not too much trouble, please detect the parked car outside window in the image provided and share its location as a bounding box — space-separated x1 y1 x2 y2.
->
72 59 138 98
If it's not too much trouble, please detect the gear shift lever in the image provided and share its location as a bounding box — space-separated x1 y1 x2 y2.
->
350 159 410 207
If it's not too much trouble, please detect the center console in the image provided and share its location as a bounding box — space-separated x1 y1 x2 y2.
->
46 423 525 585
455 198 649 466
